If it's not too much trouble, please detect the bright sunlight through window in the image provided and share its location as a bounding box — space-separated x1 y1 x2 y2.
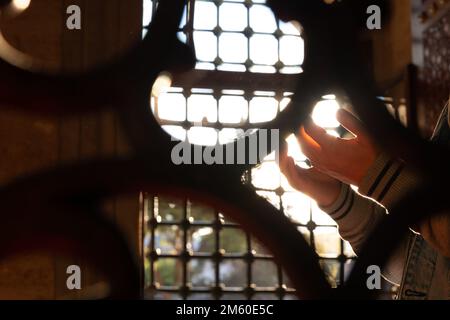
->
143 0 356 300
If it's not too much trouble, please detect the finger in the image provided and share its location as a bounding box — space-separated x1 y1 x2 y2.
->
281 140 288 155
279 153 296 181
303 119 335 147
336 108 366 137
279 141 289 164
281 158 318 192
297 126 320 160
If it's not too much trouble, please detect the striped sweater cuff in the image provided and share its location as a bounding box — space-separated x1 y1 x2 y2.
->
320 183 354 220
359 153 418 209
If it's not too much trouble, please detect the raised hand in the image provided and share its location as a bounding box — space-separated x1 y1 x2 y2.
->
279 142 342 207
297 108 380 186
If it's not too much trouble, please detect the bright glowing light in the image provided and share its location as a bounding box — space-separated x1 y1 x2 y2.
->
157 93 185 121
285 134 306 161
188 127 218 146
326 130 340 137
252 162 282 190
322 94 336 100
151 72 172 97
312 99 340 128
279 192 310 224
12 0 31 11
279 97 291 111
142 0 153 26
192 227 213 239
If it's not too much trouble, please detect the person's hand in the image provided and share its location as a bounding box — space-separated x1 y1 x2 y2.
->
279 143 342 207
298 108 379 186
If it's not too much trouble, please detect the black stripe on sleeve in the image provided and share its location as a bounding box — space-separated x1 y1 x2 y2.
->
329 184 350 216
334 191 355 221
377 163 404 203
367 160 393 197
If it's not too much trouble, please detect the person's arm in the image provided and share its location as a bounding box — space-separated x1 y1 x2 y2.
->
279 129 408 284
319 183 409 285
293 108 414 284
359 153 417 213
320 183 384 254
359 153 450 258
300 108 450 258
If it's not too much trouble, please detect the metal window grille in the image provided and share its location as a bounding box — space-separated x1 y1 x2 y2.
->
142 0 357 300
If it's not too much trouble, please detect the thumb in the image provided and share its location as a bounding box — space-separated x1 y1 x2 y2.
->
279 149 295 180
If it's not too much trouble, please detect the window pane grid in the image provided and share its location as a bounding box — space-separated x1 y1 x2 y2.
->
144 191 356 300
144 0 304 73
143 0 356 300
152 87 293 145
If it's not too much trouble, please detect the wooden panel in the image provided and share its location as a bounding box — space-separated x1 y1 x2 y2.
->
54 0 143 298
417 6 450 137
0 0 64 299
370 0 412 86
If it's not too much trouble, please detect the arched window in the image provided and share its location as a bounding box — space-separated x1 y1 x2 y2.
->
142 0 355 300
